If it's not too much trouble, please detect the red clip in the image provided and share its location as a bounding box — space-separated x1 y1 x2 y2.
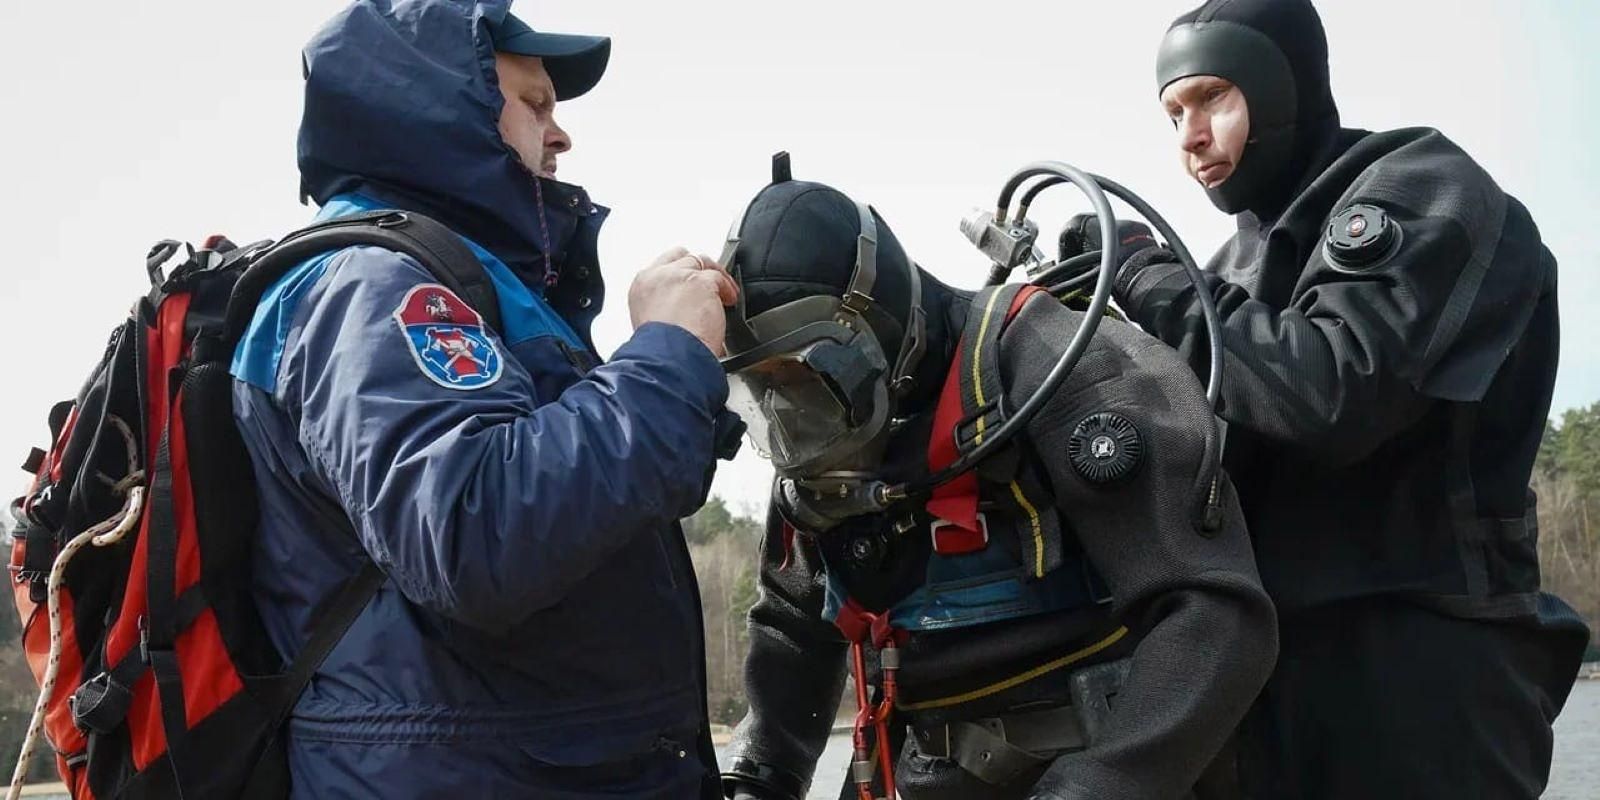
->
778 523 797 572
833 599 903 799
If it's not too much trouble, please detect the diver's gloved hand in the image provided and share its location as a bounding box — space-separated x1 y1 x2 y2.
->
1059 213 1179 306
1058 213 1159 264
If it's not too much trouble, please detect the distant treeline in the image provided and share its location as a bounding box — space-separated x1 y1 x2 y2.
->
681 499 763 725
1534 403 1600 660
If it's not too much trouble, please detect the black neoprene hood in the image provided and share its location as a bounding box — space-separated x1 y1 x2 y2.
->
1157 0 1339 216
733 180 918 370
732 177 967 415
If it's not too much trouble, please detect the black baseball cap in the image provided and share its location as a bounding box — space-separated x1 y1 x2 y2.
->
489 11 610 100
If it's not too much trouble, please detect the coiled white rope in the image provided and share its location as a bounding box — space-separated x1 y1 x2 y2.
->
8 417 144 800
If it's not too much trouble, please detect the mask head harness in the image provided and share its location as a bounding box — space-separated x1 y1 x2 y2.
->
719 154 926 481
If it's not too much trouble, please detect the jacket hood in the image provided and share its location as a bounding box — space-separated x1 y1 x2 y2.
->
298 0 600 279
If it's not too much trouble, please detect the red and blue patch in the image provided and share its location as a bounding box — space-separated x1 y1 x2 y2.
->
392 284 503 390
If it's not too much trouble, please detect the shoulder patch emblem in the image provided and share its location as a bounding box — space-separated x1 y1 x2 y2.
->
393 284 503 390
1324 203 1403 271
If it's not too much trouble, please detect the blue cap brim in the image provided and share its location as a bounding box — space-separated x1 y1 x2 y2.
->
492 13 610 101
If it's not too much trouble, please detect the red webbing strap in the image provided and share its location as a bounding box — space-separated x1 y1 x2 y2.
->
827 284 1048 799
924 285 1049 538
924 339 974 530
831 598 900 648
831 599 902 800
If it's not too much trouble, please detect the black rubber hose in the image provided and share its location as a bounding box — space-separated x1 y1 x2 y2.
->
1049 262 1103 297
892 161 1118 502
1031 250 1102 289
1022 173 1229 521
1090 173 1223 409
1014 173 1223 409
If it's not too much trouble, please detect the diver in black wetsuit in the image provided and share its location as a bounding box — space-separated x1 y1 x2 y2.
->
1102 1 1592 797
717 170 1276 800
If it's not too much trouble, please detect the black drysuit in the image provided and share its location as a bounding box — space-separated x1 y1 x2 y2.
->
1118 101 1591 800
1126 3 1590 795
721 180 1278 800
732 302 1278 800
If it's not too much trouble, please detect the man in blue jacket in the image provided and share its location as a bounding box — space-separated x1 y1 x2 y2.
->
229 1 736 796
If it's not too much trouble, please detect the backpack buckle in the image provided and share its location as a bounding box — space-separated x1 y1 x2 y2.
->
931 513 989 555
17 521 56 604
953 404 1007 455
145 240 184 289
137 615 150 665
374 211 410 229
7 565 42 587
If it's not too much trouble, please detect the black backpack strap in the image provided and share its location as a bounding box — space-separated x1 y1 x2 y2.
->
1004 450 1066 580
240 559 385 799
222 209 502 345
954 284 1030 465
274 559 384 715
145 422 192 799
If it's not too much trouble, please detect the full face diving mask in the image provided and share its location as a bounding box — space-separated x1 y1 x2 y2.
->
719 189 925 479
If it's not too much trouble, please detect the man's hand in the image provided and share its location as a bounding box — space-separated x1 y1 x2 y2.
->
629 247 739 356
1058 213 1159 264
1058 214 1179 304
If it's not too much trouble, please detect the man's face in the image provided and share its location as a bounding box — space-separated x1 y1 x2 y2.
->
1160 75 1249 190
495 53 570 179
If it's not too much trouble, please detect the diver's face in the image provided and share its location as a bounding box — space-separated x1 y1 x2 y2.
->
495 53 571 179
1160 75 1249 190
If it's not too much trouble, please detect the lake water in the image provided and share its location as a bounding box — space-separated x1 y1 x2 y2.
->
1547 679 1600 800
719 679 1600 799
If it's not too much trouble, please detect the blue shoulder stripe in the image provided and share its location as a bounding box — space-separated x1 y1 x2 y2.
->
229 252 338 393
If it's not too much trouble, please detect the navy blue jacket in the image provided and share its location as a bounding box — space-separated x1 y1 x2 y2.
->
229 2 724 796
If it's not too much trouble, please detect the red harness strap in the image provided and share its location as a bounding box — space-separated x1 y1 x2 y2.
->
925 285 1048 553
778 522 797 572
833 598 905 800
824 285 1048 798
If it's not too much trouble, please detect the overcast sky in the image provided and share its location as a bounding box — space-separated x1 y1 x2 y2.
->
1 1 1595 512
